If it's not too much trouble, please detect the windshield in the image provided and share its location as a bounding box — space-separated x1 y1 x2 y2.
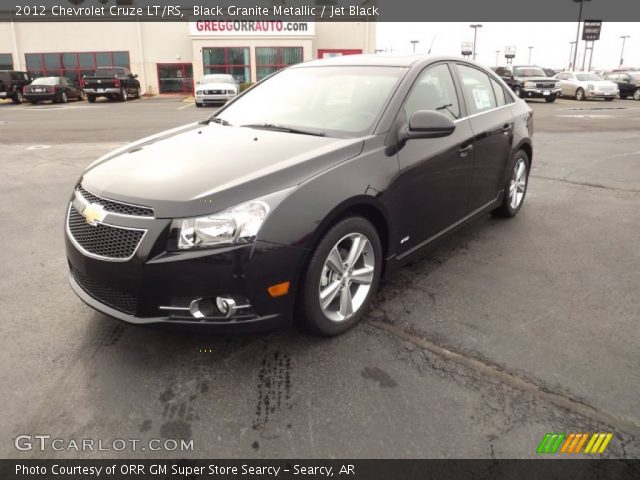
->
31 77 59 85
215 66 405 137
202 75 234 84
576 73 601 81
631 73 640 81
514 67 546 78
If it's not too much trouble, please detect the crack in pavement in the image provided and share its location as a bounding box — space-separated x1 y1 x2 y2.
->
369 320 640 438
531 175 640 193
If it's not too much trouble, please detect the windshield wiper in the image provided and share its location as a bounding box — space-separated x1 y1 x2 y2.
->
199 117 233 126
241 123 326 137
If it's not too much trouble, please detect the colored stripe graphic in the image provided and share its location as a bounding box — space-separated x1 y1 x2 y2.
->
584 433 613 454
537 433 566 454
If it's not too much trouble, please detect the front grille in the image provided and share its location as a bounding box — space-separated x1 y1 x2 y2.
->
67 205 145 260
72 268 137 315
536 82 556 89
205 89 224 95
77 186 154 217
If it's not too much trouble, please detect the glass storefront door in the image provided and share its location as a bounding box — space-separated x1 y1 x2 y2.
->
157 63 193 94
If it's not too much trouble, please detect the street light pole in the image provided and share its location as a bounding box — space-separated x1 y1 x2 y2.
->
568 41 577 70
528 46 534 64
410 40 419 54
496 50 500 67
619 35 630 68
470 24 483 61
572 0 591 72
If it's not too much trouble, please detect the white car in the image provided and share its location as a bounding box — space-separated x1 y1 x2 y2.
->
194 74 239 107
555 71 619 101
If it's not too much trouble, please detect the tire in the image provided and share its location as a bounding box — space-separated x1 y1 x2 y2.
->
299 217 382 336
605 97 614 102
120 88 128 102
29 100 38 105
620 94 628 100
12 90 23 104
493 149 530 218
545 96 556 103
135 88 140 99
195 101 203 108
634 89 640 101
78 91 85 101
59 91 68 104
575 88 585 101
87 94 96 103
513 86 523 99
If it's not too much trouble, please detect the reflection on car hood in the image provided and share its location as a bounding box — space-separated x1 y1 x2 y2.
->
81 124 364 218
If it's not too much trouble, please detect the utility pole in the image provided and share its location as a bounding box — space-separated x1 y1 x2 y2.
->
410 40 419 54
528 46 534 64
572 0 591 72
470 24 483 61
619 35 630 68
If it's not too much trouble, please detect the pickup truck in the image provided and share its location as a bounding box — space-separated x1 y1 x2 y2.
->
81 67 140 102
0 70 31 104
494 65 561 103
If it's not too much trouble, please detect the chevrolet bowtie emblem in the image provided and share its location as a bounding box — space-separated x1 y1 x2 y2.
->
82 203 107 226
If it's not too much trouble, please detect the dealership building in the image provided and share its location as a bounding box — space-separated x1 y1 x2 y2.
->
0 21 376 94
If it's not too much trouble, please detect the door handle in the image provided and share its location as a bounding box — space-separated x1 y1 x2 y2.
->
458 144 474 157
501 124 513 135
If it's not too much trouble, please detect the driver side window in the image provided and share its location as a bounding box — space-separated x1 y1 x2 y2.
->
403 64 461 122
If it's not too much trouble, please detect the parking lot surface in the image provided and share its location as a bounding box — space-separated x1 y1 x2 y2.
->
1 96 639 458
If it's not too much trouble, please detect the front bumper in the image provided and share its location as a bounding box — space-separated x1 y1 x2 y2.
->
65 195 308 331
585 90 619 98
521 87 562 98
195 93 235 105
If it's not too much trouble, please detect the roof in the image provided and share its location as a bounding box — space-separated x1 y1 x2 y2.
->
294 54 467 69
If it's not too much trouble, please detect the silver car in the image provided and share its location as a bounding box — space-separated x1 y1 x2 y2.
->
555 71 619 101
195 74 239 107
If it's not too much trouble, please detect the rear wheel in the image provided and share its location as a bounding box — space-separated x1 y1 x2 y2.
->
575 88 585 101
59 91 68 103
493 149 530 218
12 90 23 104
120 88 128 102
299 217 382 336
87 94 96 103
620 94 628 100
634 89 640 101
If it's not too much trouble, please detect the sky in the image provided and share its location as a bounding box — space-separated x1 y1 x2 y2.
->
376 23 639 70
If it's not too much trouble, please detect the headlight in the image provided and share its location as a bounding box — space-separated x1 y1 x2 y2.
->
524 81 536 88
172 188 294 250
227 89 235 95
196 89 203 95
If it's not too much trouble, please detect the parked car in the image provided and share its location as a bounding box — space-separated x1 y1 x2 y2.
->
605 71 640 100
81 66 140 103
65 55 533 336
194 74 239 107
496 65 561 102
23 76 84 104
555 71 618 101
0 70 31 104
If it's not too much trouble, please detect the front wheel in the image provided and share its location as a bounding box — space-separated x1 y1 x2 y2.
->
12 90 23 104
299 217 382 336
87 94 96 103
513 86 523 99
59 91 68 103
493 150 530 218
545 96 557 103
605 97 614 102
575 88 585 101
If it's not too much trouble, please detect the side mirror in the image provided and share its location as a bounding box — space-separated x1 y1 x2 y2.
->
400 110 456 143
133 74 138 78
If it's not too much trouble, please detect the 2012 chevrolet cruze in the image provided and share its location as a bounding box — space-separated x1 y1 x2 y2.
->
66 55 533 336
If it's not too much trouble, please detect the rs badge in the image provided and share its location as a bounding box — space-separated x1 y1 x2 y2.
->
82 203 107 225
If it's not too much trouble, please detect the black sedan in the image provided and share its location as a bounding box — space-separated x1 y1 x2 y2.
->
605 71 640 101
65 55 533 336
24 76 83 104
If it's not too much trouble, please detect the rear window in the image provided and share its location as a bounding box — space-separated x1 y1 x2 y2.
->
94 68 127 77
457 65 497 115
31 77 59 85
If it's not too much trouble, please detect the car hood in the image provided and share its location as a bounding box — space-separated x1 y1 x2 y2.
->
80 123 364 218
197 82 235 91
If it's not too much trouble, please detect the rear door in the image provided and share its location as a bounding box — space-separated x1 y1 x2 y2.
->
454 63 515 211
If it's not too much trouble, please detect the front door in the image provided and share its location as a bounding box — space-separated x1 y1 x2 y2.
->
391 63 475 256
157 63 193 94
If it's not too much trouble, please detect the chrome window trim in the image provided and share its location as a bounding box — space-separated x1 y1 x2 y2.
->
453 103 513 124
65 203 148 262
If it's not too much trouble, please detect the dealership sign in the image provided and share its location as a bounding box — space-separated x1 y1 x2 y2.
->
582 20 602 41
189 21 315 36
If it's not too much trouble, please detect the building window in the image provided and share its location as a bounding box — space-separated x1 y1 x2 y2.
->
157 63 194 94
0 53 13 70
25 51 129 86
202 47 250 84
256 47 303 81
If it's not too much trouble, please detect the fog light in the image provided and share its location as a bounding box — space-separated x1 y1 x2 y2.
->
216 297 236 317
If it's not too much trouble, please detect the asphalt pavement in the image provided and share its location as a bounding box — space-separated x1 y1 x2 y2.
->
0 96 639 459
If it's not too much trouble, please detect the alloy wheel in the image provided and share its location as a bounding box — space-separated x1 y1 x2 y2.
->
318 233 375 322
509 158 527 210
634 89 640 101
